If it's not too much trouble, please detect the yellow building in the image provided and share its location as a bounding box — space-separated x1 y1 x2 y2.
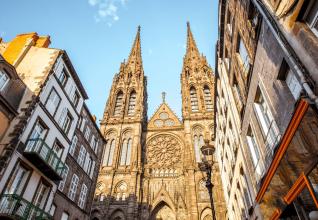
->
92 24 227 220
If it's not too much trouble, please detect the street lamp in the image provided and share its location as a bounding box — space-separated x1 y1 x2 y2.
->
200 138 216 220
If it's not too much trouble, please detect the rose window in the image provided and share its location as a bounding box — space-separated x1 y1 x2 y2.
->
147 134 181 167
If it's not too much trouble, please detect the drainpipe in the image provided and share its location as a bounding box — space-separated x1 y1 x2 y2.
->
251 0 318 108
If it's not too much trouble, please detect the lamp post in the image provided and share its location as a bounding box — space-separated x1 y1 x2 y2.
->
200 139 216 220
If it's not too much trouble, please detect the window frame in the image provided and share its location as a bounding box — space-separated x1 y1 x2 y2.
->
78 184 88 209
58 165 69 191
0 69 10 92
68 174 79 201
57 68 69 87
45 87 62 117
61 111 73 135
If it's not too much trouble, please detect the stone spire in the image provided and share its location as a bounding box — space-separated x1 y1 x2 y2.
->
127 26 142 68
185 22 200 60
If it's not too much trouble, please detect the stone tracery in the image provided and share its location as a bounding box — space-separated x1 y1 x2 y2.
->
146 134 182 167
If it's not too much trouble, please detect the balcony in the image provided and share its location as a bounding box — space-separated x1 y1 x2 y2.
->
24 139 65 181
0 194 52 220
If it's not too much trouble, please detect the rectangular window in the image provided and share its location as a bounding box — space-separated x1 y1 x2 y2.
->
77 145 86 167
94 140 99 154
0 69 10 91
248 1 258 28
58 165 69 191
61 212 69 220
304 0 318 37
84 127 91 140
61 112 73 135
78 184 88 209
246 127 260 168
45 88 61 116
49 204 56 216
4 163 30 195
90 161 95 179
68 174 79 201
80 118 86 132
69 136 78 156
33 180 50 209
72 90 80 107
278 60 302 100
84 152 91 172
90 135 96 150
28 120 47 140
237 34 250 75
224 48 231 72
58 68 68 87
226 9 232 36
254 87 280 151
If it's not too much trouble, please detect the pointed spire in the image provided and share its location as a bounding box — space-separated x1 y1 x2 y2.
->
127 25 142 66
186 22 200 59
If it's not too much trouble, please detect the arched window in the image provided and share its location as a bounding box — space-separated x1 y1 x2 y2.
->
127 91 136 116
120 138 132 166
193 126 204 162
190 87 199 112
103 139 115 166
114 181 128 201
194 135 203 162
114 91 123 116
203 86 213 111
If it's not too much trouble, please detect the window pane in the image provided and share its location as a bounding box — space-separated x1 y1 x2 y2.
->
0 70 10 91
46 89 61 115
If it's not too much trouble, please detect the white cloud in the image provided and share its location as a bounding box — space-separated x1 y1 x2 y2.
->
88 0 129 25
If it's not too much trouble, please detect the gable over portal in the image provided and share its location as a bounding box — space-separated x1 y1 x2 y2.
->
148 102 182 130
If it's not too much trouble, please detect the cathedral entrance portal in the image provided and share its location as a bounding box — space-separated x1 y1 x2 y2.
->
151 202 176 220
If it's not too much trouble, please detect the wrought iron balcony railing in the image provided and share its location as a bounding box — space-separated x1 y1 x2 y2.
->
0 194 52 220
24 138 65 181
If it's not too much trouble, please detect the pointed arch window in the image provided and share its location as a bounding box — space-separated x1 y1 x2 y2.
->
204 86 213 111
127 91 137 116
114 181 128 201
120 138 132 166
194 135 203 162
102 139 115 166
114 91 123 116
190 87 199 112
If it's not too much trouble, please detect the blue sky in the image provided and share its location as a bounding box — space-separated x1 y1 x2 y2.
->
0 0 218 121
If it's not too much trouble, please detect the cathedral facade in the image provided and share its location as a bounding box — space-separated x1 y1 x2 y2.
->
91 24 226 220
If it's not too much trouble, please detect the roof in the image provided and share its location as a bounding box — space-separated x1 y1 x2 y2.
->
61 51 88 99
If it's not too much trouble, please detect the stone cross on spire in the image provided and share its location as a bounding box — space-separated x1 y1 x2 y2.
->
162 92 166 103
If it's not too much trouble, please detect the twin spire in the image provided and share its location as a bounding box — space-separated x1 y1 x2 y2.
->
125 22 200 67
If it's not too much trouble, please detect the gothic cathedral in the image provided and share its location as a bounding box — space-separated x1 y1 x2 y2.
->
92 24 226 220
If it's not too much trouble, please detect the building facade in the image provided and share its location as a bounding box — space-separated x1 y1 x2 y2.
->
216 0 318 219
0 55 26 144
91 25 227 220
53 103 105 220
0 33 102 220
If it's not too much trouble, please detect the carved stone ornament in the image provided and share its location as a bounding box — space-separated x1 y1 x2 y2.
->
147 134 182 167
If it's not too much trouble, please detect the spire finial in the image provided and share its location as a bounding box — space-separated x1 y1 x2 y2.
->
127 25 142 65
162 92 166 103
185 22 200 58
